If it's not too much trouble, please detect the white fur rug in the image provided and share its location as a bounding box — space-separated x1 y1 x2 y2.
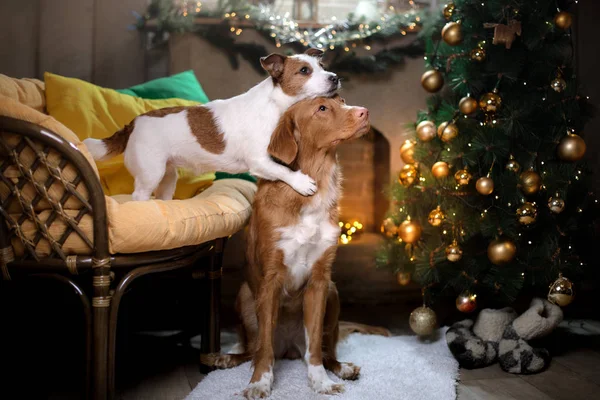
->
186 329 458 400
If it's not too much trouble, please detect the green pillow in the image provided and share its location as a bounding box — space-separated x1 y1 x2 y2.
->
117 70 209 103
214 172 257 183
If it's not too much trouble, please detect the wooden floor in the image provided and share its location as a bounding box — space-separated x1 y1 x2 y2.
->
115 315 600 400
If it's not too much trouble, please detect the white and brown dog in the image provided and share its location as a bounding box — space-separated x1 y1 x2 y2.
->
83 49 339 200
207 96 389 399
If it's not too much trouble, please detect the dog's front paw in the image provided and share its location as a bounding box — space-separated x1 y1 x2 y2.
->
309 364 345 395
335 362 360 380
310 377 345 395
243 382 271 400
290 171 317 196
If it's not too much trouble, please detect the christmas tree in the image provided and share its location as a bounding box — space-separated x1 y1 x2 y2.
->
377 0 596 324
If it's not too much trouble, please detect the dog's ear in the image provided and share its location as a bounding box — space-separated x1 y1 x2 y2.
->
332 94 346 103
260 53 286 79
305 48 324 58
268 113 298 166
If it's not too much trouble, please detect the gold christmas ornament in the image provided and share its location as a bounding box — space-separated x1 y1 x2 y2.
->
397 271 411 286
381 217 398 238
487 237 517 265
557 133 586 162
550 77 567 93
416 120 437 142
442 21 463 46
505 154 521 173
428 206 446 227
446 240 463 262
548 273 574 307
520 169 542 196
516 202 538 226
548 194 566 214
456 291 477 313
398 217 422 244
459 96 478 115
437 121 459 143
443 2 455 20
554 11 573 30
400 140 416 164
479 90 502 114
421 69 444 93
409 306 437 336
454 168 472 186
475 176 494 195
470 47 486 62
431 161 451 178
398 164 419 187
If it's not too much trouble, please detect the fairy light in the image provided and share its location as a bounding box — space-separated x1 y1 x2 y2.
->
339 220 364 244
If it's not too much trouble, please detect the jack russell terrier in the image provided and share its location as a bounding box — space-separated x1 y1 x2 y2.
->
83 49 339 200
205 96 389 399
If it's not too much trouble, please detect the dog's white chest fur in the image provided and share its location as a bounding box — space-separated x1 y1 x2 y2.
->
276 168 340 290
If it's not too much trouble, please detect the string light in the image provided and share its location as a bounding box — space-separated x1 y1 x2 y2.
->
339 221 364 244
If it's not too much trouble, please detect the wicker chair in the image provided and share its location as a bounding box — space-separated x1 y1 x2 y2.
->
0 116 236 399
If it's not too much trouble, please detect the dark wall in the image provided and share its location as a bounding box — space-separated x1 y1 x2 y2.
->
577 2 600 191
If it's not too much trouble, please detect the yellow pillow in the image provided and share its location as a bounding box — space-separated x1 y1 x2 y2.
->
44 72 214 198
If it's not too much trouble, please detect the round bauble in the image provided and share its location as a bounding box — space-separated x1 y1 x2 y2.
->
409 306 437 336
487 237 517 265
381 217 398 238
398 164 419 187
516 202 538 226
454 168 472 186
446 240 463 262
398 218 422 244
550 77 567 93
416 120 437 142
459 96 478 115
548 195 565 214
437 121 459 143
520 169 542 196
428 205 446 227
397 271 411 286
505 155 521 173
431 161 450 178
443 2 455 20
548 274 574 307
456 291 477 313
470 47 486 62
475 176 494 195
479 90 502 114
554 11 573 30
400 139 416 164
557 133 586 162
442 21 463 46
421 70 444 93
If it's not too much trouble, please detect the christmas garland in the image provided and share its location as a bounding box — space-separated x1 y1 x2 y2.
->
133 0 426 75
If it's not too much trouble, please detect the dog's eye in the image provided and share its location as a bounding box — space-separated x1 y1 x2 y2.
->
300 66 310 74
319 105 327 112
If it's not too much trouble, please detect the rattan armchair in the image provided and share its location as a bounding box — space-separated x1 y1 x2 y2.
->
0 116 229 399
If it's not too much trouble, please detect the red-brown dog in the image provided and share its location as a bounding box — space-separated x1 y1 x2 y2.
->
210 96 387 399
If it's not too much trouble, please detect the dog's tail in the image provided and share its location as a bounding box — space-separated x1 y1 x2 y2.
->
83 121 134 161
339 321 392 341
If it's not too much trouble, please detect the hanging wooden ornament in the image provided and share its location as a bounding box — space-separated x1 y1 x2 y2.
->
484 20 522 49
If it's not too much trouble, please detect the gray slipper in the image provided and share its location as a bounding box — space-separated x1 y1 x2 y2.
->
498 298 563 374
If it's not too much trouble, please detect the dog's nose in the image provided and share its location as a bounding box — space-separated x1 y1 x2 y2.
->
329 74 339 85
354 107 369 119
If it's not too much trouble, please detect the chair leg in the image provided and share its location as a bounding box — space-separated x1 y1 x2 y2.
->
200 238 226 372
91 258 112 400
